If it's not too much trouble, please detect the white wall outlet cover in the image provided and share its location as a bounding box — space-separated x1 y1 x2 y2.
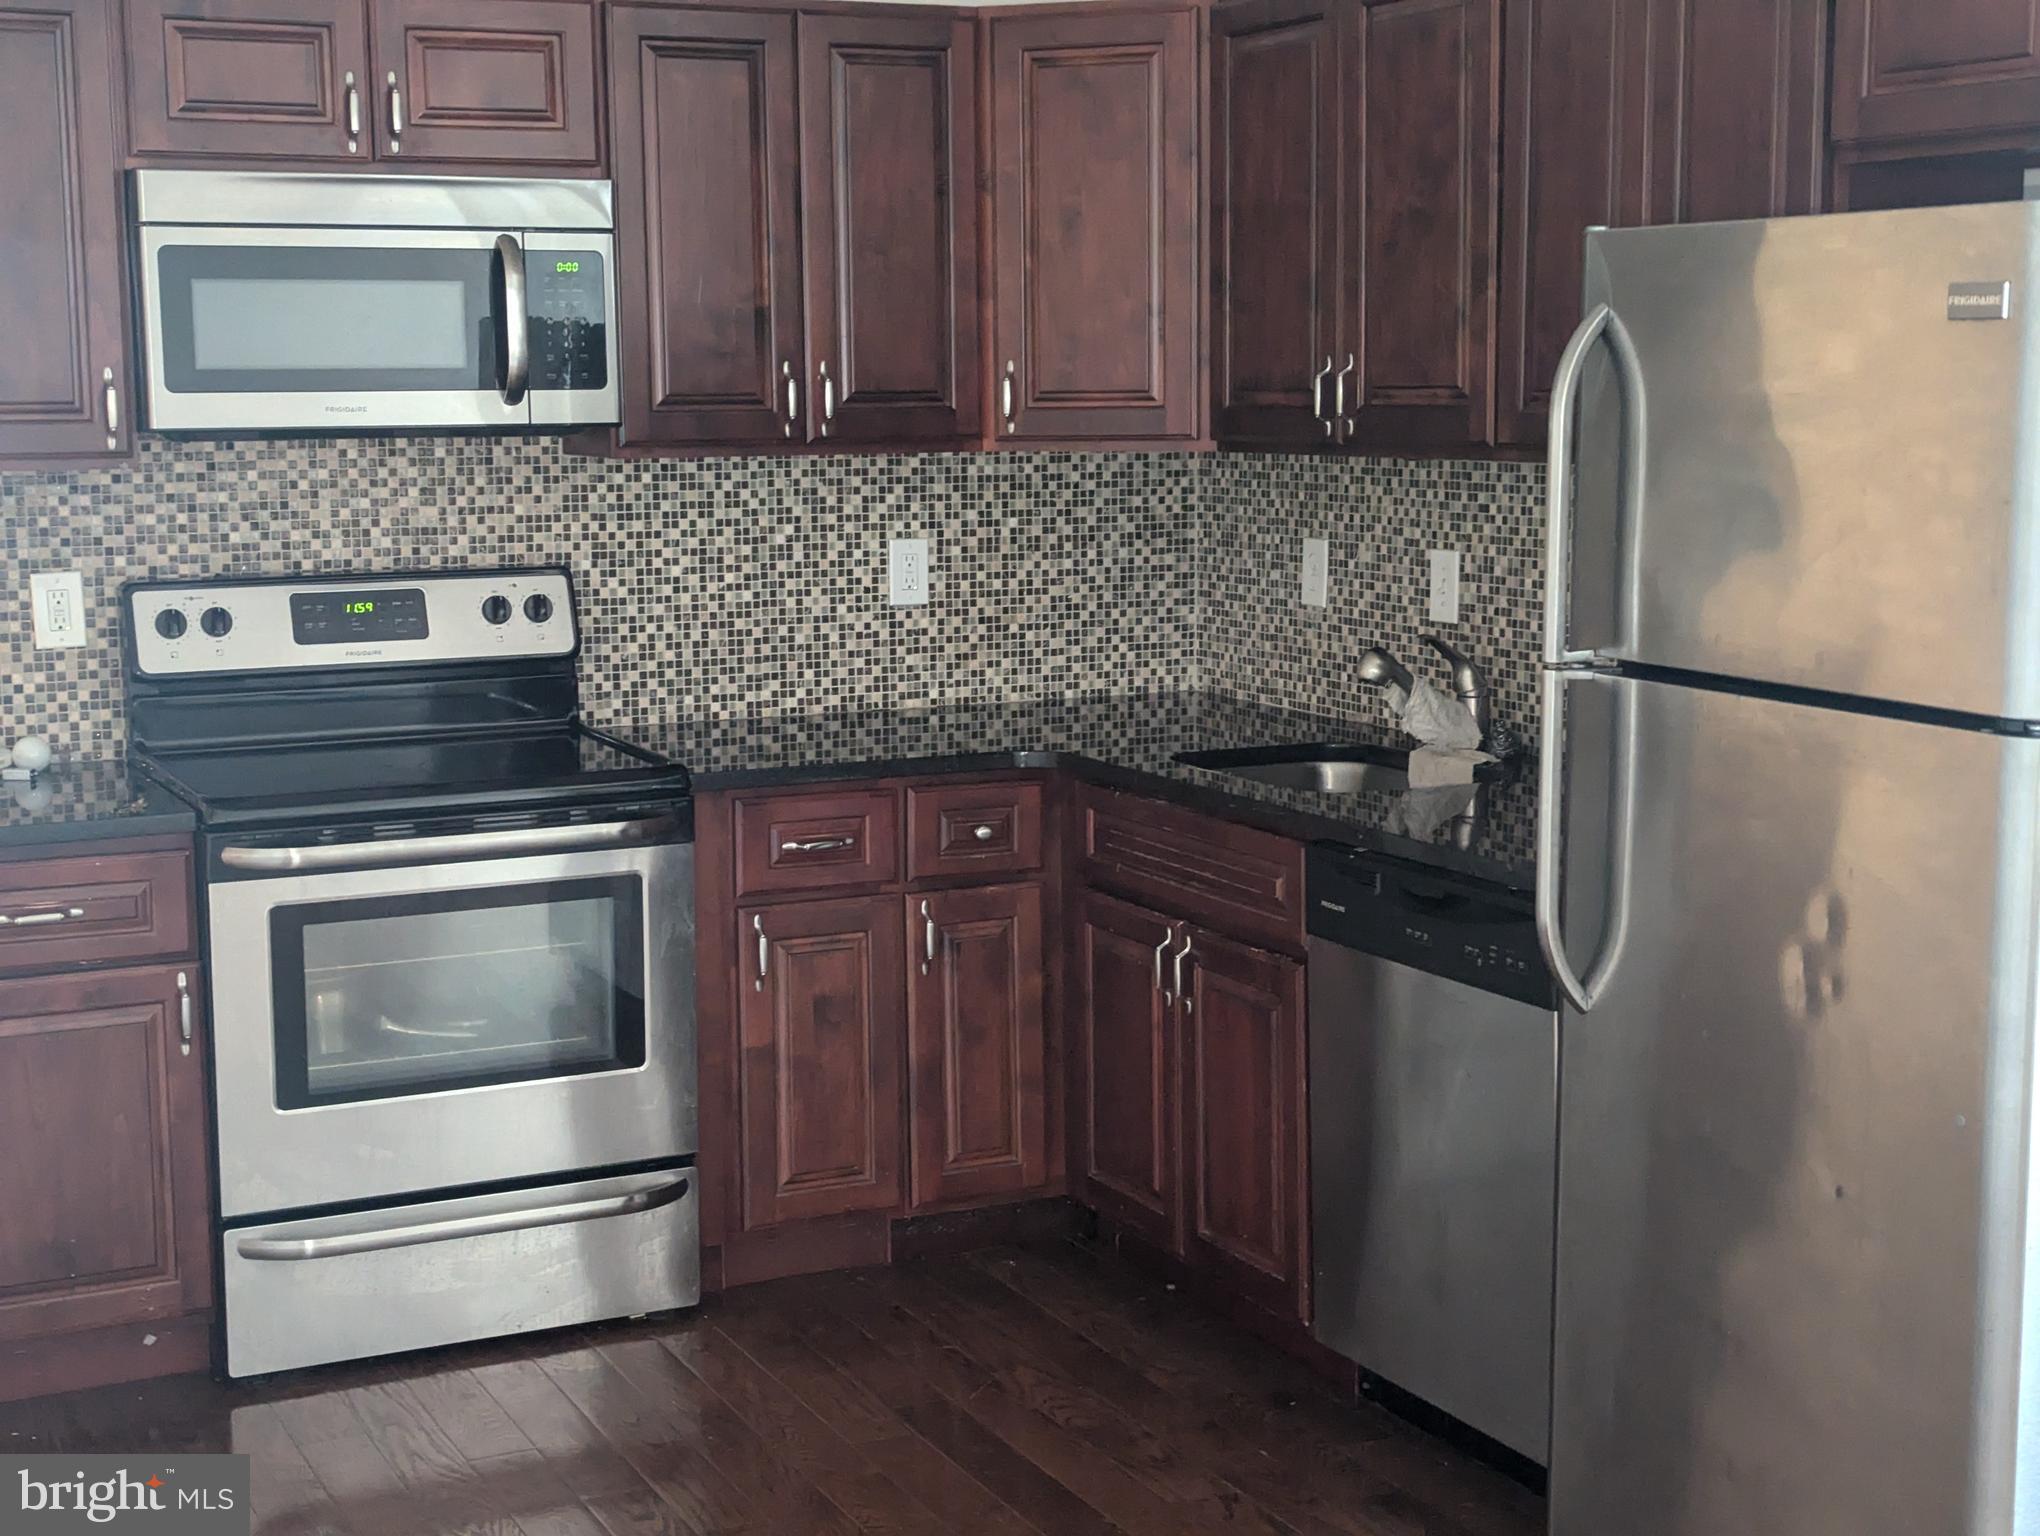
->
29 571 87 649
1427 549 1461 625
888 538 930 607
1301 538 1330 609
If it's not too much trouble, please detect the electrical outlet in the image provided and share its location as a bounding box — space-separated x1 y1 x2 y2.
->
889 538 929 606
1301 538 1329 608
29 571 87 649
1427 549 1460 625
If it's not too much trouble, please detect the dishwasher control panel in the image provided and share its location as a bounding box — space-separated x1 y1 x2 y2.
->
1307 845 1554 1008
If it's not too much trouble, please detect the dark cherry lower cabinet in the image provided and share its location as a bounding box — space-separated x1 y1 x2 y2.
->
0 965 210 1365
1075 892 1181 1252
739 896 907 1229
987 7 1203 443
0 0 131 465
907 884 1048 1207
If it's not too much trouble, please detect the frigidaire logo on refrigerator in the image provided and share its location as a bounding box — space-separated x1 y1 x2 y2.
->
1948 280 2012 319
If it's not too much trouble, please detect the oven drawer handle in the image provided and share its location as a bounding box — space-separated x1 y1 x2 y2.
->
218 817 678 872
233 1174 691 1262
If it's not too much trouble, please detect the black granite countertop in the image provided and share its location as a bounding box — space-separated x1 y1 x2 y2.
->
645 690 1536 890
0 760 197 851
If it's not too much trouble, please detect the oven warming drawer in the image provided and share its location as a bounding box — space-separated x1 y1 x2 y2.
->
221 1166 698 1377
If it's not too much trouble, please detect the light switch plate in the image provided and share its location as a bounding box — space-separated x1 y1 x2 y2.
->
1301 538 1329 608
1427 549 1460 625
889 538 929 606
29 571 87 649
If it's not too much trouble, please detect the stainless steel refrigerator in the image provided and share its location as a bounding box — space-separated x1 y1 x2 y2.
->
1540 202 2040 1535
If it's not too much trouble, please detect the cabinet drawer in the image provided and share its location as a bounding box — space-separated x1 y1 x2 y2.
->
1077 785 1304 954
734 788 900 896
906 782 1043 881
0 850 194 972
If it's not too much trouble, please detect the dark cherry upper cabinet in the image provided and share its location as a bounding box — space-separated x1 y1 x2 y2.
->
0 0 130 465
1338 0 1499 452
1180 930 1308 1324
738 896 906 1230
987 7 1202 444
0 965 211 1346
798 12 980 445
906 884 1047 1210
1210 0 1342 447
369 0 600 167
1833 0 2040 146
609 3 803 447
122 0 369 160
1074 890 1181 1252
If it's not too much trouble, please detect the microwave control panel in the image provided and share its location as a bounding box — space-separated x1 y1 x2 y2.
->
528 250 608 391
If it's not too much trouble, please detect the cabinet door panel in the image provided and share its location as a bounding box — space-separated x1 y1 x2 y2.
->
0 0 130 464
124 0 367 160
1341 0 1499 452
1211 0 1342 447
739 898 905 1229
1074 890 1179 1250
1183 932 1308 1322
907 885 1046 1208
609 4 801 447
370 0 600 166
1833 0 2040 144
0 965 210 1341
989 9 1200 442
799 13 979 445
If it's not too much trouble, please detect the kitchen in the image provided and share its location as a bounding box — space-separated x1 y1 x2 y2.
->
0 0 2033 1532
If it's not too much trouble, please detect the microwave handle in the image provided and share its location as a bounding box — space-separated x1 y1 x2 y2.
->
496 233 530 408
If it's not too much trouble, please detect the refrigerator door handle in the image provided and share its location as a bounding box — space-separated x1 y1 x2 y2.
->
1543 301 1646 666
1537 668 1636 1013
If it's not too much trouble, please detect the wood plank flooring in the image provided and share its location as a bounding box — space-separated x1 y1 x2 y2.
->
0 1239 1544 1536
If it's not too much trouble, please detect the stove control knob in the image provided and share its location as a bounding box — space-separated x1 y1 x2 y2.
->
523 592 554 624
199 606 233 639
481 594 513 626
154 608 188 640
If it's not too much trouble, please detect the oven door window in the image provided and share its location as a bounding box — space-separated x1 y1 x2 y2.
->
271 877 645 1109
154 243 501 395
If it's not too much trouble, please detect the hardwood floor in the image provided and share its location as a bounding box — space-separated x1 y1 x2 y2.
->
0 1239 1544 1536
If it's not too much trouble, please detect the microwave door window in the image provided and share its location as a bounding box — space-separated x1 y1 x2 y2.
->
155 244 498 394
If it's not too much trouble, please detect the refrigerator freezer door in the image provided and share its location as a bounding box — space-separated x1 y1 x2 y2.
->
1549 672 2040 1536
1566 203 2040 721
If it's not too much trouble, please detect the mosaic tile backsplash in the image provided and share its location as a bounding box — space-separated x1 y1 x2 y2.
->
0 437 1545 757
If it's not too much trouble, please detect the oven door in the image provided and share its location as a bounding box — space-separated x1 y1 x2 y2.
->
138 226 559 432
206 822 693 1218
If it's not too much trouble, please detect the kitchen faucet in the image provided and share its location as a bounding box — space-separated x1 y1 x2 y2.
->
1356 638 1495 747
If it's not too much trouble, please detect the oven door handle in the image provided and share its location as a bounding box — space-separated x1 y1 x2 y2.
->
218 816 679 872
233 1174 691 1261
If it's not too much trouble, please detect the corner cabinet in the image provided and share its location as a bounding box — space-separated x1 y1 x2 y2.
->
986 7 1203 444
607 3 980 452
0 0 131 466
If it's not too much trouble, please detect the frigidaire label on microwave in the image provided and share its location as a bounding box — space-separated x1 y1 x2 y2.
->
1948 281 2012 320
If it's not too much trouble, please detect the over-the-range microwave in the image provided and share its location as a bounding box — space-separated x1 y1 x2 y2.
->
132 170 619 434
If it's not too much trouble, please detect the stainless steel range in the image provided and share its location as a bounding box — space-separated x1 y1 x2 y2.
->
124 566 697 1378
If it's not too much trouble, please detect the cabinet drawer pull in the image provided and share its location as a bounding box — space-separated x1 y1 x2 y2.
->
921 899 935 975
1174 933 1193 1014
1154 925 1176 1001
177 970 193 1056
972 823 996 842
0 906 83 927
754 914 767 992
780 836 855 854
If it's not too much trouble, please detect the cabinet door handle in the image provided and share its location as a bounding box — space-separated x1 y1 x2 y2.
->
386 72 403 146
1174 933 1193 1014
344 70 360 151
1311 354 1332 433
753 914 768 991
780 836 854 854
1334 353 1355 441
818 360 835 437
0 906 83 927
782 359 799 439
921 899 936 976
176 970 193 1056
1001 360 1017 434
102 366 119 450
1154 924 1176 1002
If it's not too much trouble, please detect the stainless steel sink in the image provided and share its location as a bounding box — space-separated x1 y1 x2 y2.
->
1175 742 1495 796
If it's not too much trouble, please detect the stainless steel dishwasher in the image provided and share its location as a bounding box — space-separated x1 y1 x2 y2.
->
1307 844 1558 1464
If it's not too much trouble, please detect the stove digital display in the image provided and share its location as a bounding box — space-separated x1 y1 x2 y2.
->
290 587 429 645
